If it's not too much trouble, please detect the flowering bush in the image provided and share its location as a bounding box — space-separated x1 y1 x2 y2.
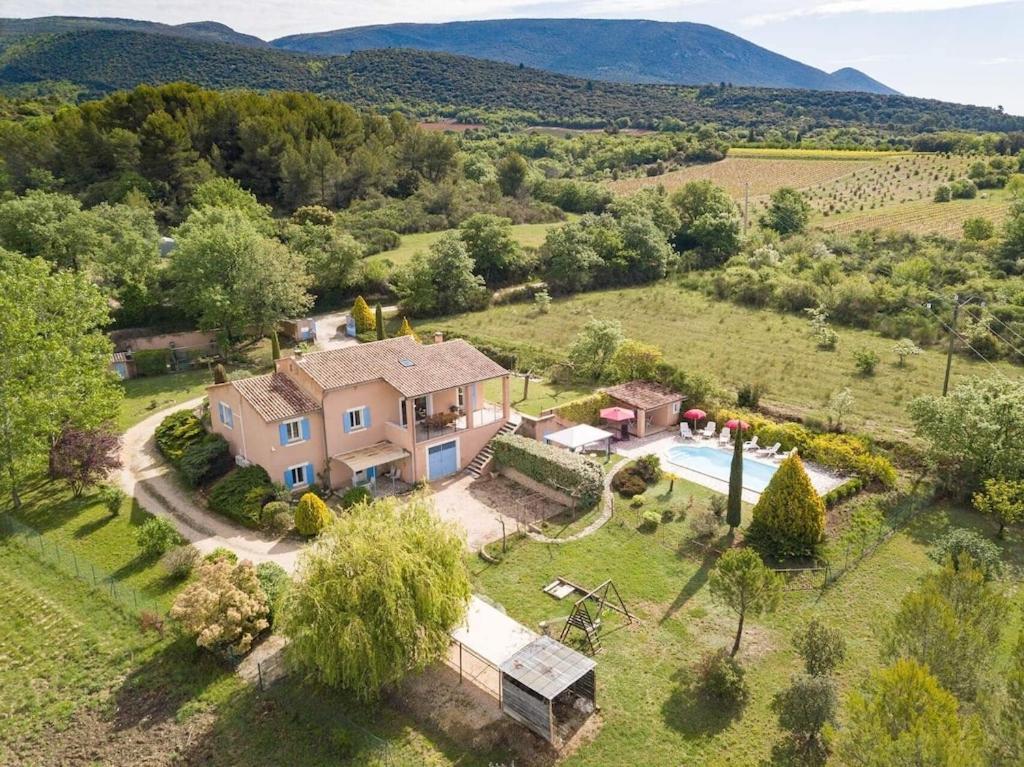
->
170 559 269 655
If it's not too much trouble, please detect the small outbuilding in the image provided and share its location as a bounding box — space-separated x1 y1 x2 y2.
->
500 635 597 744
601 380 685 439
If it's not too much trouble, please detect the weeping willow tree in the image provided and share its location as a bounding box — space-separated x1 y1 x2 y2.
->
279 495 470 700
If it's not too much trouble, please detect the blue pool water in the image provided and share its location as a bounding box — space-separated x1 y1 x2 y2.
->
666 445 778 493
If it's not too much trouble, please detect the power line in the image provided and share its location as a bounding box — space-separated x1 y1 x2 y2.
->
922 303 1013 385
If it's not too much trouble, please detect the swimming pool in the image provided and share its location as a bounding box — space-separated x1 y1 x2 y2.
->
665 445 778 493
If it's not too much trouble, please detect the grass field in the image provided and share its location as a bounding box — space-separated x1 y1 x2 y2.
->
366 221 565 268
728 147 908 161
471 476 1024 767
483 375 595 416
437 283 1023 441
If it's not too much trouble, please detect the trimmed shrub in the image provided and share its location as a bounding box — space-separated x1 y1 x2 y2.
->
661 507 676 523
270 511 294 535
98 485 126 516
352 295 376 333
492 434 604 508
694 649 749 706
178 434 232 487
133 349 170 377
256 561 290 626
340 486 372 509
805 434 896 488
155 410 205 462
294 492 332 536
553 392 613 426
639 510 661 531
160 544 200 579
260 500 291 527
204 547 239 565
635 454 662 484
929 529 1002 579
136 517 182 558
612 467 647 498
691 510 723 539
747 453 826 558
823 477 865 507
208 466 275 528
794 619 848 676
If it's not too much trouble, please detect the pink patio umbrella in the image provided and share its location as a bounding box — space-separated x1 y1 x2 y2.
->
600 406 635 422
683 408 707 429
725 418 750 439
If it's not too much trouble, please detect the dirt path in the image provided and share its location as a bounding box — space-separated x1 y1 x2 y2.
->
118 399 303 573
525 460 628 544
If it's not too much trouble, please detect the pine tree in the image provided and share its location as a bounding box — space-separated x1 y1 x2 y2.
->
747 453 825 557
397 317 419 341
375 304 384 340
351 296 376 334
727 426 743 532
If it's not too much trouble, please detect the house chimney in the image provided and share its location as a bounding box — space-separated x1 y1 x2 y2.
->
433 331 444 344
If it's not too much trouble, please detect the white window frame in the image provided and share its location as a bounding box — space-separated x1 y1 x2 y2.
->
283 418 304 444
457 386 465 409
286 462 309 489
218 402 233 429
671 402 682 414
346 407 365 432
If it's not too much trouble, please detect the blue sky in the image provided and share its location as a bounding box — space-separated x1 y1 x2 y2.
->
10 0 1024 113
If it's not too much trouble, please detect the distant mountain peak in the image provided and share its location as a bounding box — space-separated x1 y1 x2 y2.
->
271 17 898 95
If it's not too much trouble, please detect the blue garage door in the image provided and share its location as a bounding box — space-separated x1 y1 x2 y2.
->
427 440 458 479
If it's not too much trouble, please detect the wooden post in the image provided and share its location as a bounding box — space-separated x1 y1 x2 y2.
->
548 698 555 744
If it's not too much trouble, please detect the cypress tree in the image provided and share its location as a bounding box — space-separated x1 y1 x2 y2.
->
727 426 744 532
375 304 384 340
270 331 281 361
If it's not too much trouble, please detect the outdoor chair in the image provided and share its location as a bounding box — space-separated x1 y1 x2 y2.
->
701 421 717 439
718 426 731 445
743 435 759 451
759 442 781 459
679 423 695 440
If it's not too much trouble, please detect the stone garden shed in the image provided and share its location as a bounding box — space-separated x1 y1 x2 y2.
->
601 380 685 439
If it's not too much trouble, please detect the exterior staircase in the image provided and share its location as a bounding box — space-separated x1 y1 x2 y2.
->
465 417 519 477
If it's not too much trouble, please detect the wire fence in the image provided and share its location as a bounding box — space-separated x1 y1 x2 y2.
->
0 512 165 618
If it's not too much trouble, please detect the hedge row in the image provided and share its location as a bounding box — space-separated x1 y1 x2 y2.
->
491 434 604 508
208 466 276 528
553 392 612 425
714 408 897 488
155 410 232 488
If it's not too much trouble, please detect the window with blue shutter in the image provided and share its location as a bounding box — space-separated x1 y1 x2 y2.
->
363 406 371 428
218 402 233 429
300 417 310 441
283 469 293 489
344 408 367 432
278 423 289 446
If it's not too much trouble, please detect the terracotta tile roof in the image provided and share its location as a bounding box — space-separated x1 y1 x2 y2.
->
232 373 320 422
294 336 507 398
602 380 685 410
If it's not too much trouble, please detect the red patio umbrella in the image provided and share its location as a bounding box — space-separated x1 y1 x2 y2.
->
725 418 750 432
599 406 635 422
683 408 707 428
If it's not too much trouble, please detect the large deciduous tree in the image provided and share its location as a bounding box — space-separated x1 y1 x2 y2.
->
279 496 470 701
396 233 488 317
0 249 120 508
708 548 782 656
49 426 122 497
567 318 624 382
170 206 312 339
458 213 524 286
760 187 811 236
910 377 1024 499
670 180 742 267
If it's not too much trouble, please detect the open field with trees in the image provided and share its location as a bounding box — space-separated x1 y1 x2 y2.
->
367 221 563 268
437 284 1023 441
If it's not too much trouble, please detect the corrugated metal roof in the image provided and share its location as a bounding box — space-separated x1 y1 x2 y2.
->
500 636 596 700
295 336 507 397
232 373 320 422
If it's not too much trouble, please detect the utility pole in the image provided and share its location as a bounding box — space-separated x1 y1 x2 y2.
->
941 297 962 397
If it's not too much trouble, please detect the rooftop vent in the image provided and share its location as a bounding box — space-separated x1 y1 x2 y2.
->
399 358 415 368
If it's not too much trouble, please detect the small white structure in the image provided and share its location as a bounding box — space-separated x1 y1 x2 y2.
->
544 424 615 456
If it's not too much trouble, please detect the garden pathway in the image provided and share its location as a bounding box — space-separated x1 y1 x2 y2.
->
524 460 629 544
118 398 303 573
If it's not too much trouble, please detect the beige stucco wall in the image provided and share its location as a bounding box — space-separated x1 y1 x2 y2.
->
207 382 327 490
414 417 507 482
111 329 218 353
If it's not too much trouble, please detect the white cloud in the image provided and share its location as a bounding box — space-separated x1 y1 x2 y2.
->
742 0 1018 26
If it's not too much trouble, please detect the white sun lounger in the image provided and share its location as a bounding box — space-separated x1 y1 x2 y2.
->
743 435 759 451
759 442 781 459
718 426 731 445
701 421 716 439
680 423 695 440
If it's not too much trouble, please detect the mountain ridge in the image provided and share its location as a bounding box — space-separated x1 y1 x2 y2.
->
270 18 898 94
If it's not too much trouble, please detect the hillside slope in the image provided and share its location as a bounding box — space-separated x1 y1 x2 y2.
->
3 30 1021 133
0 16 268 50
272 18 896 94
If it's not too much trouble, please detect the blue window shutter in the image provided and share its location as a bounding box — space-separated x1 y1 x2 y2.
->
343 413 351 434
306 463 314 484
300 417 310 441
363 406 372 428
283 469 293 490
226 407 233 428
279 423 288 445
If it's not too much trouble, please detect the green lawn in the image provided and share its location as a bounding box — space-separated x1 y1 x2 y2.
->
471 478 1024 767
483 375 595 417
366 221 564 268
439 283 1023 441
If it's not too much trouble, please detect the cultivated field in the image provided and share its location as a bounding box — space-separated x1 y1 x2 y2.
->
437 283 1024 442
818 188 1013 237
367 220 563 268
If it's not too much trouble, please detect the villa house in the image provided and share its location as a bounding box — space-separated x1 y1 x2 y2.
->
207 336 512 492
